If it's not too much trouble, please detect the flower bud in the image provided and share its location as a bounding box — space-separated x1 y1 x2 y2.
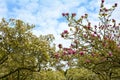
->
112 19 115 22
85 14 88 18
54 53 60 59
58 44 62 48
115 3 117 7
62 13 69 16
102 0 104 3
108 52 112 56
62 13 65 16
66 13 69 16
61 33 64 37
72 13 76 17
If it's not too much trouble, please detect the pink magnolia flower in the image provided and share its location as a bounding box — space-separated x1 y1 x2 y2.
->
79 51 84 56
91 34 95 37
108 52 112 56
63 51 67 55
54 53 60 59
63 30 69 34
68 50 73 54
68 49 76 54
72 50 76 54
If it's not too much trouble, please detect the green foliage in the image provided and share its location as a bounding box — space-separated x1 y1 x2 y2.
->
0 18 55 79
66 68 99 80
35 70 66 80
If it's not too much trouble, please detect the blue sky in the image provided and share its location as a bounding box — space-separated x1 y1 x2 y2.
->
0 0 120 47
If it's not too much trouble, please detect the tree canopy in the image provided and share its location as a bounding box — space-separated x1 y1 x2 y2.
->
0 18 55 80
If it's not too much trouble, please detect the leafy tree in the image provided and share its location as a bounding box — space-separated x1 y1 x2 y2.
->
0 18 55 80
33 70 66 80
65 68 99 80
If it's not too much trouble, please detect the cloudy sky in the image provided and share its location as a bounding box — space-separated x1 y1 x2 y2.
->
0 0 120 47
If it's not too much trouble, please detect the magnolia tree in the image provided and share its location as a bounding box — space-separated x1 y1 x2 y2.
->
54 0 120 80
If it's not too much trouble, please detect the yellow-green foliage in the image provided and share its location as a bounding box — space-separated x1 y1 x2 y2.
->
66 68 99 80
0 18 55 79
33 70 66 80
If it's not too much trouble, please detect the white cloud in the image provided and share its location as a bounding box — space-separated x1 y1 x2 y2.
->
0 0 120 48
0 1 8 19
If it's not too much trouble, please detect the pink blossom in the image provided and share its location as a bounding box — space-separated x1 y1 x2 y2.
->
108 52 112 56
63 30 69 34
68 50 73 54
68 49 76 54
54 53 60 59
79 51 84 56
63 51 67 55
91 34 95 37
72 50 76 54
